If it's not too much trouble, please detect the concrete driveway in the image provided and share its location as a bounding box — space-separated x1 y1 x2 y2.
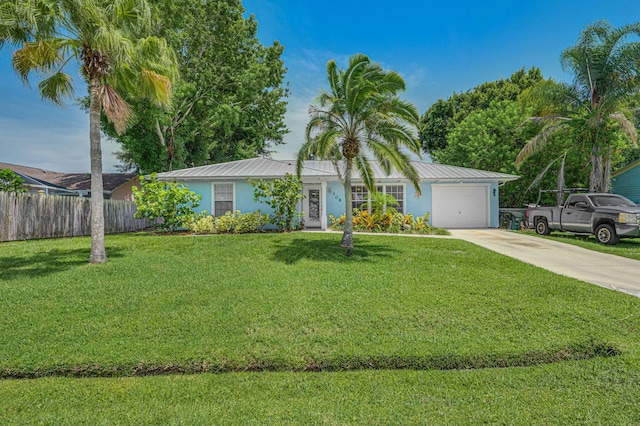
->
449 229 640 298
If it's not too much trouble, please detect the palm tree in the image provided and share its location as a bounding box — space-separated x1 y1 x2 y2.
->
516 21 640 192
0 0 177 263
296 54 421 249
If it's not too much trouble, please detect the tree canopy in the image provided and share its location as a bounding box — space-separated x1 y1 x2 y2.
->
423 66 598 207
419 67 544 155
106 0 289 173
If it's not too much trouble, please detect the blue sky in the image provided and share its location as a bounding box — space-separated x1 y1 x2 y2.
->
1 0 639 172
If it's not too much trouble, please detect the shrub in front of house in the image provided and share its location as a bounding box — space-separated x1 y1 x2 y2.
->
185 210 269 234
133 173 202 232
250 173 304 232
184 212 216 234
234 210 270 233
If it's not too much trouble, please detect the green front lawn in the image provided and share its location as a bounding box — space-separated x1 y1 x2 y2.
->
1 233 639 423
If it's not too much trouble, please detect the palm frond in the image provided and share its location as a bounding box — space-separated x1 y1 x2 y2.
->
138 68 172 106
295 138 318 177
525 151 565 194
609 112 638 146
109 0 152 33
0 0 59 47
135 36 178 77
375 70 406 94
556 153 566 205
98 84 134 134
38 71 73 105
355 155 375 192
93 25 134 64
367 137 421 194
516 122 568 167
526 115 572 124
11 39 65 83
326 60 340 98
315 130 341 160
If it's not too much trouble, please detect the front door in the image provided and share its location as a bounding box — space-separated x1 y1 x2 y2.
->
303 185 322 228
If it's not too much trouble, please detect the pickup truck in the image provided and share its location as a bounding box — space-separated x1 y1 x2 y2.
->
527 193 640 245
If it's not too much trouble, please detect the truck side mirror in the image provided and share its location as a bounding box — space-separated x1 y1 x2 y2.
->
575 201 588 209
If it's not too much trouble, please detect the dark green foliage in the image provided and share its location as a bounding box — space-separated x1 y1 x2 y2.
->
0 169 26 192
132 173 201 231
251 173 304 231
419 67 544 154
432 100 589 207
106 0 288 173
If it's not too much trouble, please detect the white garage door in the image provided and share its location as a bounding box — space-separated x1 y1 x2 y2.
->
432 184 489 228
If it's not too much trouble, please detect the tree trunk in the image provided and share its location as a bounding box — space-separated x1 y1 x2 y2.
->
89 77 107 263
340 158 354 249
590 145 604 193
603 147 612 193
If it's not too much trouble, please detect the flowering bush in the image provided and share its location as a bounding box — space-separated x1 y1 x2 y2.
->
329 210 440 234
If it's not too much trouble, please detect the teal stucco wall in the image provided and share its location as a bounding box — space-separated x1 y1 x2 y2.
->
183 178 502 228
612 163 640 204
179 179 276 217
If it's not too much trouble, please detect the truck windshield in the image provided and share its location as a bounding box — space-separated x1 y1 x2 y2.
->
589 195 637 207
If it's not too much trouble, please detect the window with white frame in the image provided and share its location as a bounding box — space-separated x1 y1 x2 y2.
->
213 183 234 217
385 185 404 213
351 185 370 211
351 184 404 214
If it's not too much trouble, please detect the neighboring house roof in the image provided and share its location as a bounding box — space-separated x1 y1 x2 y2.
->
10 170 78 195
156 157 520 182
612 159 640 178
0 162 136 192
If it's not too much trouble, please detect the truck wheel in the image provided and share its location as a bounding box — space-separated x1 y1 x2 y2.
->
595 224 619 245
535 219 551 235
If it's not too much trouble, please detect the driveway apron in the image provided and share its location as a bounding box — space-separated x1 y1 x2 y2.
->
449 229 640 298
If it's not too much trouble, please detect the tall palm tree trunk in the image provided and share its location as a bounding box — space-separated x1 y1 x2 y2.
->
340 158 354 249
590 143 609 193
89 77 107 263
603 148 612 192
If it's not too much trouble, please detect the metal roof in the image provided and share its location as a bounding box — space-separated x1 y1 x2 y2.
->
156 157 519 182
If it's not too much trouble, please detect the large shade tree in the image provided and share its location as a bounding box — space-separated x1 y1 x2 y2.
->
0 0 177 263
516 21 640 192
419 67 543 155
103 0 288 173
296 54 421 249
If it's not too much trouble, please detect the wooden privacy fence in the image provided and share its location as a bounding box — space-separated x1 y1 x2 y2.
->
0 192 152 242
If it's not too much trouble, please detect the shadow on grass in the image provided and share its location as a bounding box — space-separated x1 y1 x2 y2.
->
0 340 620 379
0 247 124 281
271 237 401 265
